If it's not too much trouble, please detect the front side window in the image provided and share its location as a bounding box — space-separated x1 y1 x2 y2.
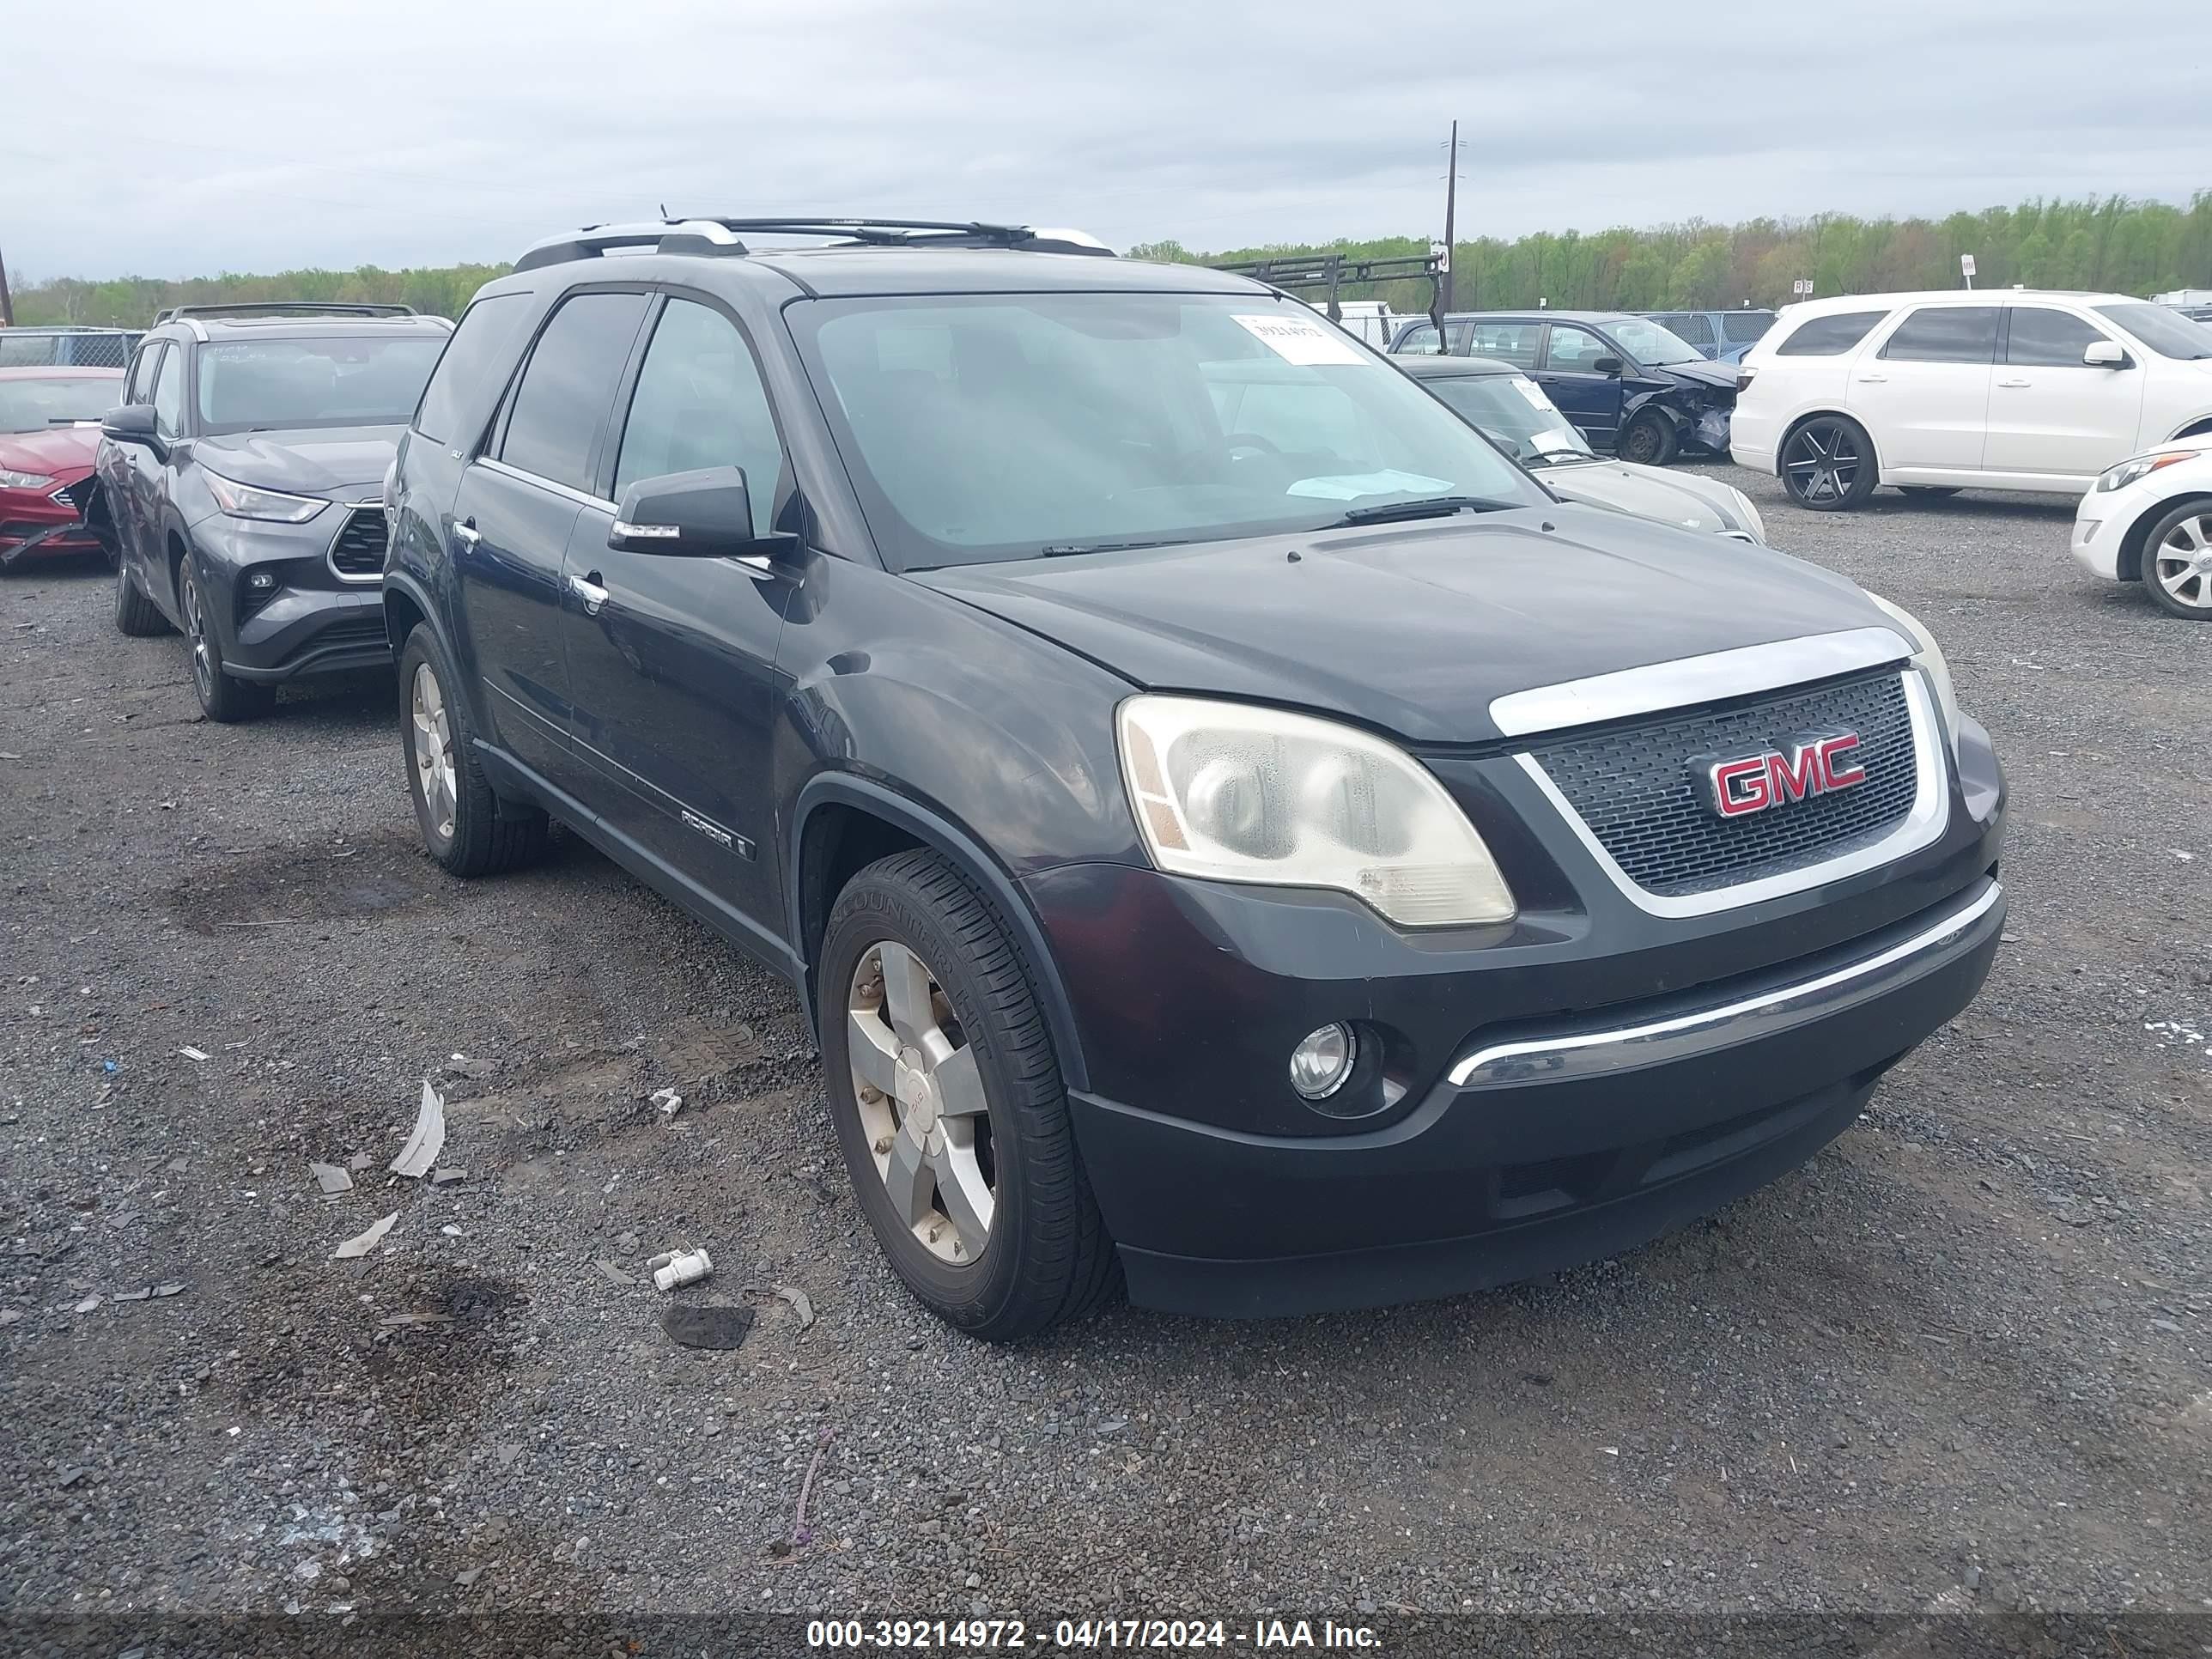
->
150 346 183 437
1879 307 2000 363
2005 307 2109 368
2094 302 2212 361
497 291 650 494
124 343 163 404
1542 325 1613 371
1599 317 1703 365
1395 323 1441 356
415 294 532 445
0 374 120 434
1776 311 1887 356
793 292 1546 570
1722 311 1775 343
612 298 784 535
195 336 446 435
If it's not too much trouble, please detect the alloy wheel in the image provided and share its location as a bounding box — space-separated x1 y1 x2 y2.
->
2151 513 2212 611
845 939 995 1265
182 574 212 700
1784 420 1861 505
410 662 459 841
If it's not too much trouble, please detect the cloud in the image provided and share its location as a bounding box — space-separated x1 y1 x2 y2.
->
6 0 2209 279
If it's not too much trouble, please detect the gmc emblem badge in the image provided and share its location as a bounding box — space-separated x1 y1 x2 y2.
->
1695 730 1867 819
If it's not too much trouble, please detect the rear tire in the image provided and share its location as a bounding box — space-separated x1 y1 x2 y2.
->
398 623 549 874
113 559 169 637
180 563 276 722
819 848 1117 1340
1617 412 1679 467
1780 414 1879 511
2139 500 2212 621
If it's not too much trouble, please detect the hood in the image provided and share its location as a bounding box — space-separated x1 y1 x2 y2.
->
1648 358 1741 393
0 424 101 479
191 425 401 495
1536 459 1746 535
914 506 1893 745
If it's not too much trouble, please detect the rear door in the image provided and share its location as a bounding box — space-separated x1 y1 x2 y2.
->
557 290 799 933
1982 304 2146 481
450 288 650 781
1848 305 1998 471
104 340 166 576
1534 322 1627 449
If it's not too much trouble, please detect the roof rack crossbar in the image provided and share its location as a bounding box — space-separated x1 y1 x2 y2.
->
514 216 1113 271
152 301 418 324
1208 252 1445 328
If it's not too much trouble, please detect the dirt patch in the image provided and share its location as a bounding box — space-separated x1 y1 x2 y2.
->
164 830 434 933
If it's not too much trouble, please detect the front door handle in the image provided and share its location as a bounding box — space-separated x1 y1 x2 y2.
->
568 571 609 616
1996 378 2031 389
1855 373 1887 383
452 518 481 547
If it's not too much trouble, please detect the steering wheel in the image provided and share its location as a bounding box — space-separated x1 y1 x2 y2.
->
1223 432 1283 455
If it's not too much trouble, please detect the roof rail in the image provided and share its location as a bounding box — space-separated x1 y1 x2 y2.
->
151 301 419 324
513 216 1114 272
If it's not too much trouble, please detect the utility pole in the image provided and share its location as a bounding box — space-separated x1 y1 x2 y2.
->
0 246 14 326
1439 120 1460 316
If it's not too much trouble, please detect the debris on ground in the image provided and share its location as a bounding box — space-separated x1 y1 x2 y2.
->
430 1167 467 1187
332 1212 399 1261
388 1080 447 1178
346 1152 373 1171
308 1162 353 1195
775 1285 816 1330
651 1087 684 1116
114 1287 154 1303
442 1054 498 1079
649 1246 714 1291
164 1157 188 1174
73 1295 101 1314
379 1312 453 1329
662 1303 754 1351
179 1047 210 1063
789 1425 839 1551
153 1283 182 1297
455 1567 483 1587
593 1259 636 1287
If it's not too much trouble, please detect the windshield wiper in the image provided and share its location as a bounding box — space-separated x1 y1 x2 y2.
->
1037 538 1188 557
1331 495 1516 527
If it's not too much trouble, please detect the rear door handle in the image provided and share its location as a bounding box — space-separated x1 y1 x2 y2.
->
1855 373 1887 383
568 571 609 615
1996 378 2031 389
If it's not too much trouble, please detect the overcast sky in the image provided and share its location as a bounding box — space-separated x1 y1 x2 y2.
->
9 0 2209 282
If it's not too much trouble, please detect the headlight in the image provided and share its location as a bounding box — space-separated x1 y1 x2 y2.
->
2095 450 2198 492
204 470 328 524
1115 696 1516 927
1863 592 1960 758
1727 486 1767 544
0 468 57 490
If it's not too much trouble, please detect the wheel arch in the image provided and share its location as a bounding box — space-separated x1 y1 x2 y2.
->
2166 415 2212 441
382 574 433 658
788 772 1091 1094
2118 489 2212 584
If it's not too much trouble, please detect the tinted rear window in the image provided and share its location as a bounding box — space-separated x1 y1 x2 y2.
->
413 294 531 446
1880 307 2000 364
1775 311 1886 356
1723 311 1775 343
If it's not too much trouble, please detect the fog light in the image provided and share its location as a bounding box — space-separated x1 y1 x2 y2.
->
246 570 276 591
1288 1022 1357 1101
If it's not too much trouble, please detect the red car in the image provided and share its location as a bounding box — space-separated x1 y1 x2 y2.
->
0 366 124 568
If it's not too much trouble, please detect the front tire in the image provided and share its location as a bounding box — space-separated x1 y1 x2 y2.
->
397 624 549 874
1780 414 1879 511
1617 412 1679 467
113 559 170 637
180 562 276 722
819 849 1116 1340
2141 501 2212 620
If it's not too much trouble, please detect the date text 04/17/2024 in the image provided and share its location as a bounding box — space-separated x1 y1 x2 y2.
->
805 1618 1382 1650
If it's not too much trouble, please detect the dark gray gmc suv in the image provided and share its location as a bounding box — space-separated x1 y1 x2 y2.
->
381 217 2007 1339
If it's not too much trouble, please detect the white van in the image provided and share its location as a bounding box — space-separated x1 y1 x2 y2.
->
1729 290 2212 509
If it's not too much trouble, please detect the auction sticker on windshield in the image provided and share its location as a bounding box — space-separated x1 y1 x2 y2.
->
1232 313 1366 366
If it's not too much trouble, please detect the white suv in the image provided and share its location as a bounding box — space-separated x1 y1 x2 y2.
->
1731 290 2212 510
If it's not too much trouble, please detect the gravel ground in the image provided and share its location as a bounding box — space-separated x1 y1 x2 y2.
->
2 471 2208 1635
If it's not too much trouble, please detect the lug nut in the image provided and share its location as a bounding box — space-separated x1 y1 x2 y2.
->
927 1225 942 1243
873 1135 891 1155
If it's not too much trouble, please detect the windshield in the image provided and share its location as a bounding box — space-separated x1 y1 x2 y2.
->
1424 373 1591 464
194 336 446 434
1602 317 1705 366
0 374 119 434
2095 303 2212 361
792 293 1547 568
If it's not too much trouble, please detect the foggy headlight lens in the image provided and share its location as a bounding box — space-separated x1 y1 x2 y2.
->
1116 696 1516 927
2095 451 2197 492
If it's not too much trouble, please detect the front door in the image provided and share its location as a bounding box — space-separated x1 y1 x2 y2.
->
1534 323 1628 450
453 288 651 781
1982 305 2147 481
559 293 798 937
1848 305 1998 472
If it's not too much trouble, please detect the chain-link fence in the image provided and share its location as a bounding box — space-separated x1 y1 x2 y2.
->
0 327 144 369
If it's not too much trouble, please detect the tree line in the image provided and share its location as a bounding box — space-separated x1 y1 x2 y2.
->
11 195 2212 327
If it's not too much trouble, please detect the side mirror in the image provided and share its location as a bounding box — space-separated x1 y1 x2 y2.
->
1591 356 1624 376
608 466 787 558
2083 340 2128 368
101 404 159 444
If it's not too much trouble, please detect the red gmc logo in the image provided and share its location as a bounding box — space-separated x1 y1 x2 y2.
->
1698 731 1867 818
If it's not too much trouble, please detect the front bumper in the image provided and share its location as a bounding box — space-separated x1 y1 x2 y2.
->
193 514 392 681
0 478 102 566
1073 878 2003 1317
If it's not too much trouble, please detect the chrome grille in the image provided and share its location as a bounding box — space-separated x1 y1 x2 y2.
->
1530 671 1921 897
328 506 387 580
